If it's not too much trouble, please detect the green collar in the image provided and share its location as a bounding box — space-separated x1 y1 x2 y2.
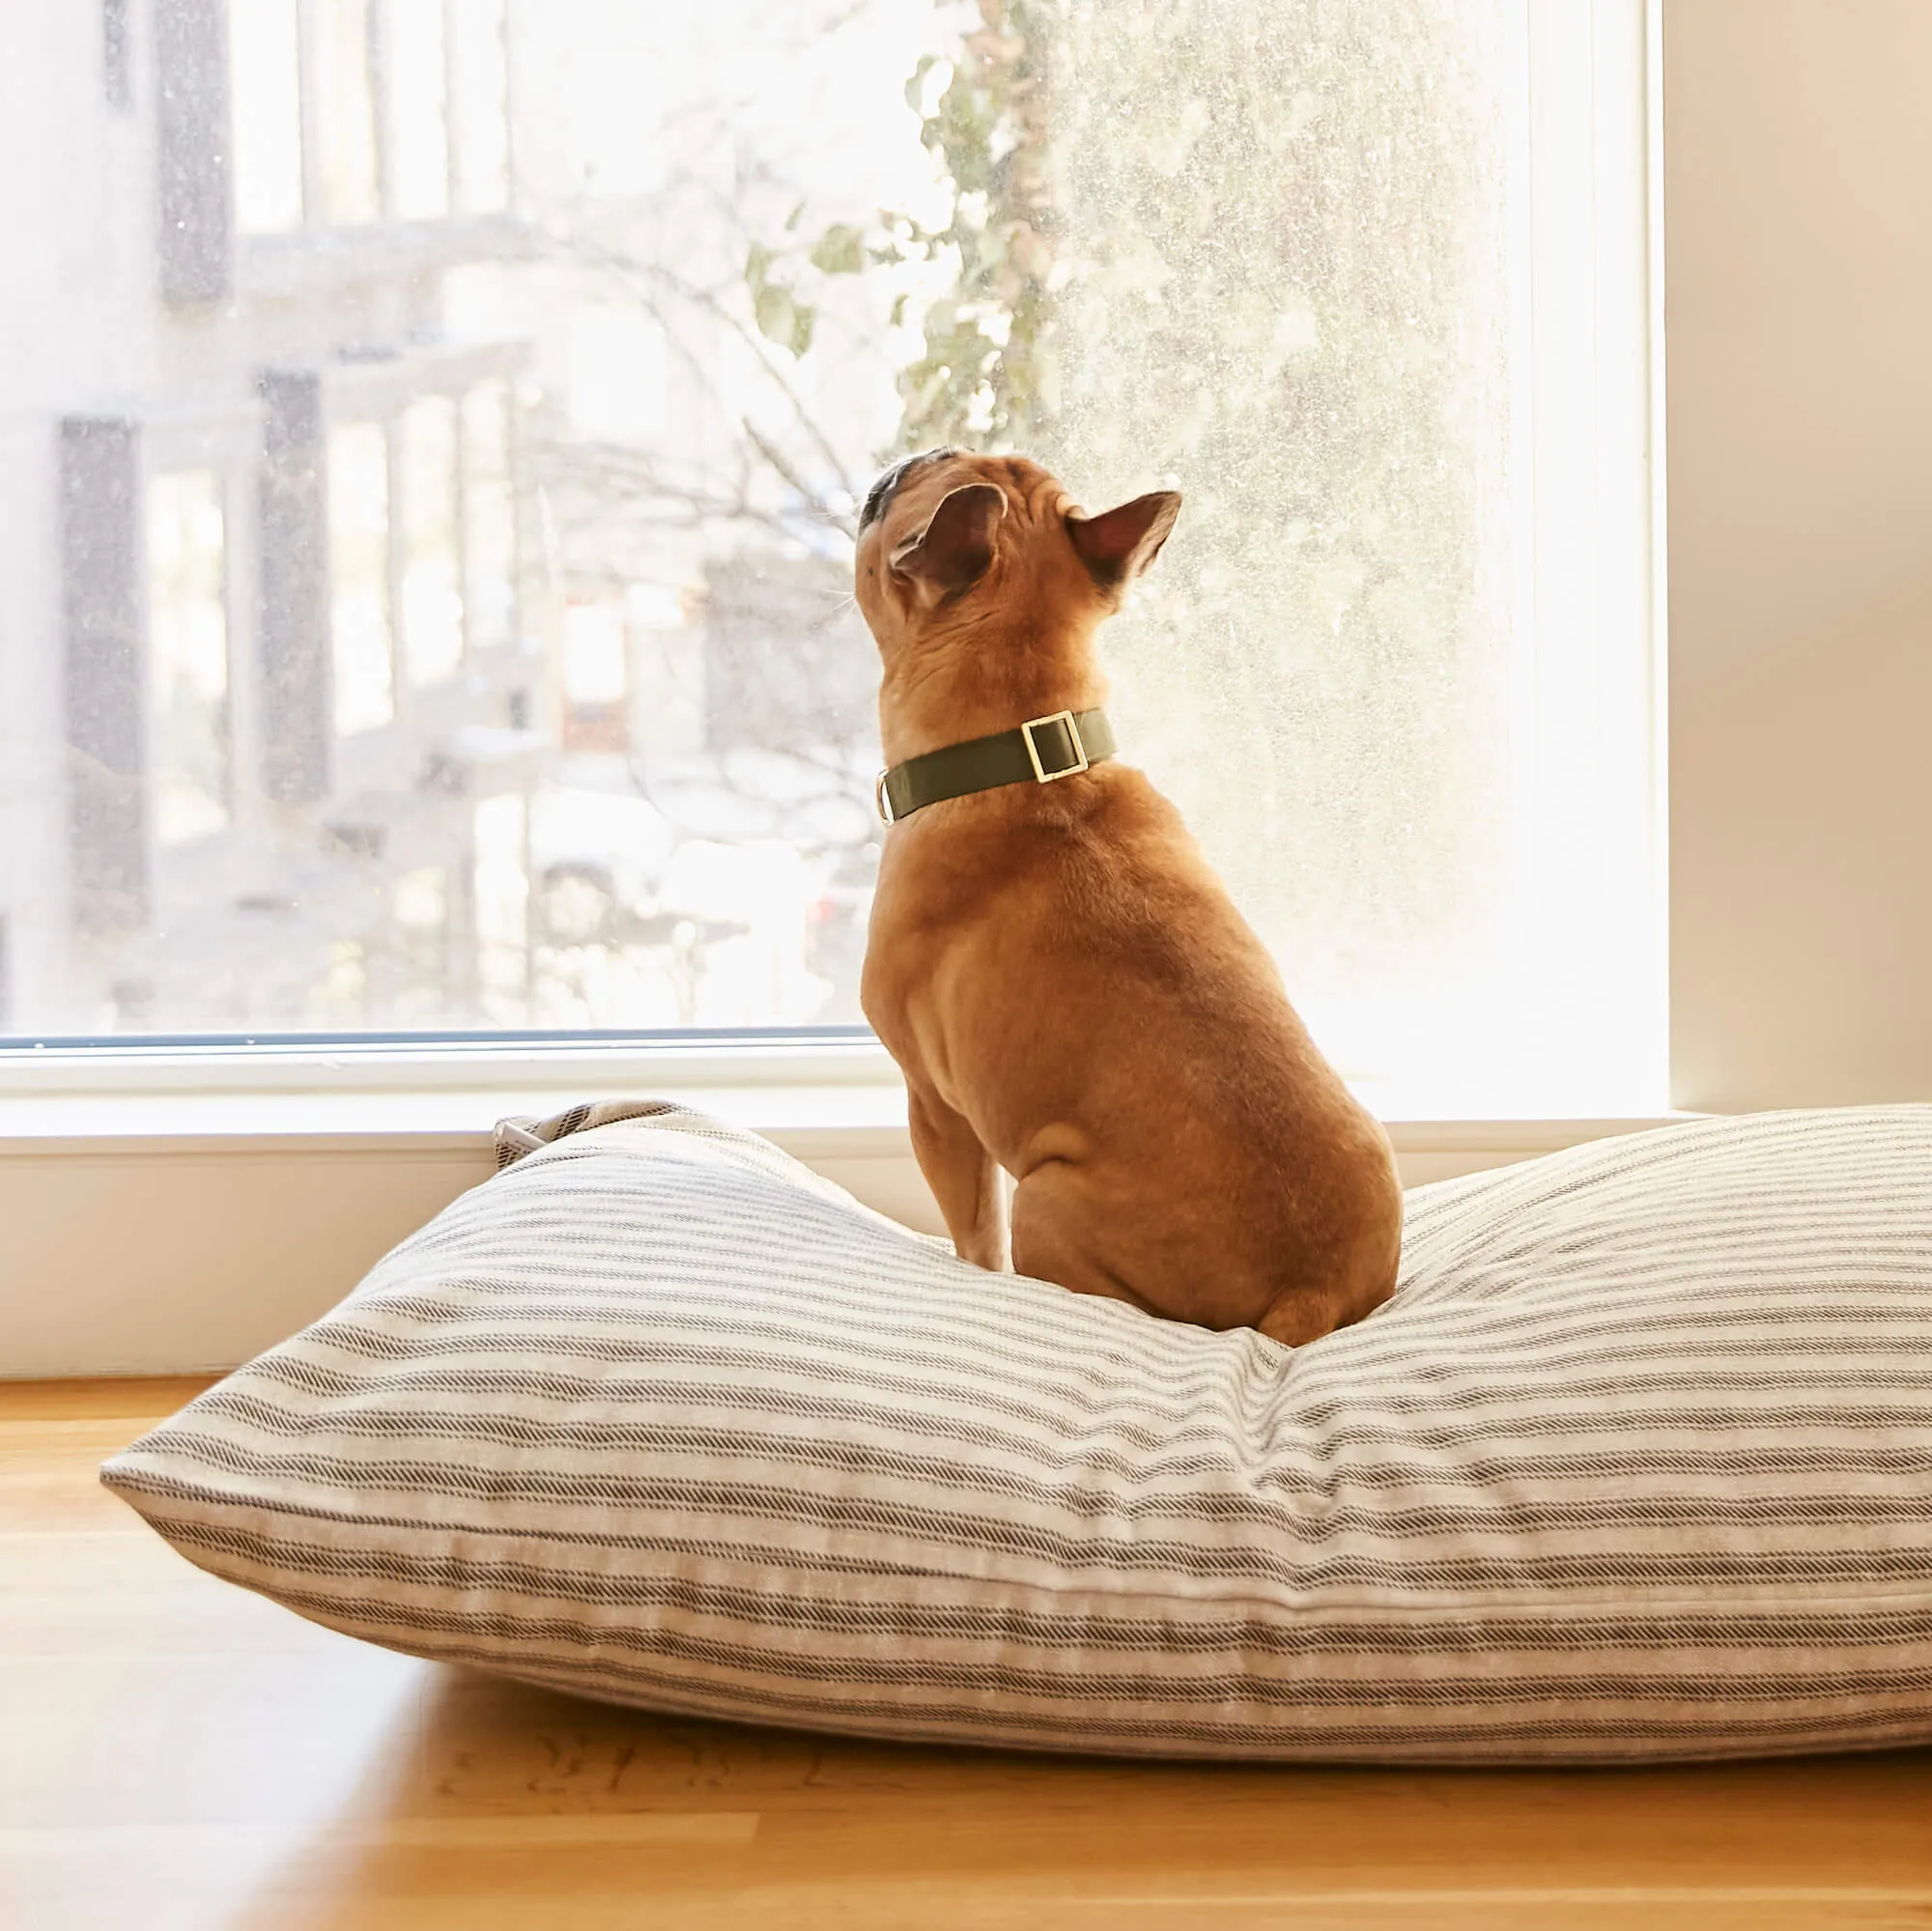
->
875 708 1116 823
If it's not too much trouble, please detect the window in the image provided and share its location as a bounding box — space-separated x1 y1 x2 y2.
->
560 600 629 753
102 0 133 113
386 0 452 222
462 379 517 653
3 0 1661 1114
398 396 463 686
146 470 233 844
327 421 395 733
233 0 514 233
325 380 515 735
315 0 382 227
448 0 510 214
229 0 303 233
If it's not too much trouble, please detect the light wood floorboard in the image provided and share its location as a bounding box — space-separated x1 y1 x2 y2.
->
4 1377 1930 1929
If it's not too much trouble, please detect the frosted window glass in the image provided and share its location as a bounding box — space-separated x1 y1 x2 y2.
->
316 0 380 225
450 0 511 213
230 0 304 233
147 471 231 845
386 0 451 221
327 423 395 733
461 379 517 653
399 396 464 685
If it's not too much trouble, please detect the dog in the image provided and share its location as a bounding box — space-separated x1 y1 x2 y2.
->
854 449 1403 1346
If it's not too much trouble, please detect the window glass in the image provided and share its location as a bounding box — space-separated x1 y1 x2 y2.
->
1043 4 1519 1094
567 309 666 444
472 789 528 1017
230 0 304 234
387 863 452 1020
449 0 511 214
460 379 517 653
398 395 463 685
316 0 380 226
327 422 395 733
101 0 133 112
562 601 627 707
5 0 1657 1109
147 471 231 845
386 0 451 222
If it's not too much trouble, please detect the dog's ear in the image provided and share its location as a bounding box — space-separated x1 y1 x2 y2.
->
1065 491 1181 589
890 483 1007 603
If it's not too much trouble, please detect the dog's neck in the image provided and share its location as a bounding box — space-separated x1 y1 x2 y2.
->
877 614 1109 765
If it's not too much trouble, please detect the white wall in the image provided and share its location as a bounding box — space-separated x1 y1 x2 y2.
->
1665 0 1932 1111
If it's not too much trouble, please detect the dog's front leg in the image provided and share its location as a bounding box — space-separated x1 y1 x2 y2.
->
907 1086 1009 1272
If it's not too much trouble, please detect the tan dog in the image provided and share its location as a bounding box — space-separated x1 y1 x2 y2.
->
855 449 1402 1345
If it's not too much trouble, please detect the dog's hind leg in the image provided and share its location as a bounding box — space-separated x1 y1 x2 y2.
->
907 1084 1009 1272
1009 1163 1151 1313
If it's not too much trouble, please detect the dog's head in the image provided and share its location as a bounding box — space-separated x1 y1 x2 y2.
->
853 449 1180 665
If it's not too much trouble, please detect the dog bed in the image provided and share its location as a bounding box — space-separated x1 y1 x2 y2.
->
101 1101 1932 1763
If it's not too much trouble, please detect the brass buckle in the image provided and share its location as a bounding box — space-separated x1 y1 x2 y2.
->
1022 710 1088 783
873 768 895 824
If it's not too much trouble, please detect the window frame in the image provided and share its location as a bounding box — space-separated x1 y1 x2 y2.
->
1467 0 1668 1116
1 1026 901 1099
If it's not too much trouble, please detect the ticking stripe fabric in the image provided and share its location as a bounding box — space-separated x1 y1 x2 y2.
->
101 1104 1932 1763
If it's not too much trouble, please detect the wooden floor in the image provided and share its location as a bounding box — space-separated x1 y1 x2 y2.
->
5 1379 1930 1931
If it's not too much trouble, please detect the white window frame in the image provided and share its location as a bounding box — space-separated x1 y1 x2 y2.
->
1494 0 1668 1119
0 0 1665 1131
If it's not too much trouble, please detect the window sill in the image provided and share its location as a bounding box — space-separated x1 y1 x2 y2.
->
0 1038 1684 1161
0 1082 1683 1162
0 1036 909 1157
0 1050 1685 1166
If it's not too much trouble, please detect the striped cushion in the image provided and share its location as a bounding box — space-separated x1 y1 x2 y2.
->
101 1104 1932 1763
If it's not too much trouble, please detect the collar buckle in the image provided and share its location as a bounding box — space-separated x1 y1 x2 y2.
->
1021 710 1090 783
